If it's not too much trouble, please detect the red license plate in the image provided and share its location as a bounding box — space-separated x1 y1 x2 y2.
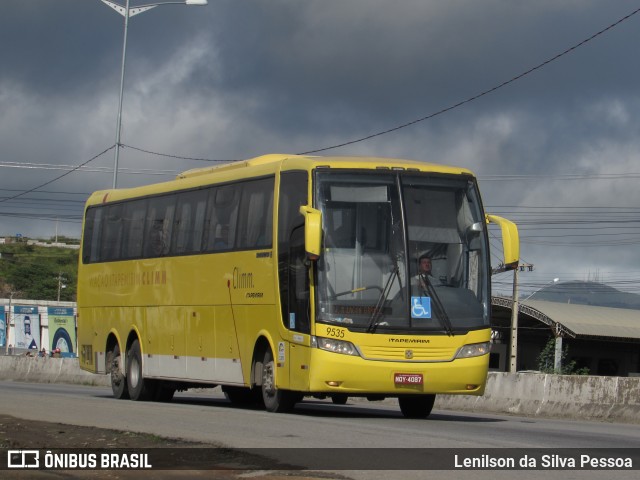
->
394 373 423 385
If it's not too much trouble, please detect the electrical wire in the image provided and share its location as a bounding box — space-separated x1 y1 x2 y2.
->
0 161 179 176
0 145 114 205
295 5 640 155
104 6 640 163
121 143 235 163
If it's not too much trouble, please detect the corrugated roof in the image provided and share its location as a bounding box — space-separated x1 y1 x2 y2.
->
520 299 640 340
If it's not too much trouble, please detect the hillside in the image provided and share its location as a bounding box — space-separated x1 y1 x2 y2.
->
530 281 640 310
0 243 78 302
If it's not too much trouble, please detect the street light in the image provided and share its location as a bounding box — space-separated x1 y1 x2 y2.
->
524 277 560 301
57 273 67 302
99 0 208 189
509 275 560 373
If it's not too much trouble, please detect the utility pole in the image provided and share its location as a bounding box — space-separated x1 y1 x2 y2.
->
506 263 535 373
5 291 13 355
509 267 519 373
57 273 66 302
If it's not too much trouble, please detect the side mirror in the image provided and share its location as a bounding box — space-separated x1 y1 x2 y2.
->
299 205 322 260
466 222 483 236
486 214 519 270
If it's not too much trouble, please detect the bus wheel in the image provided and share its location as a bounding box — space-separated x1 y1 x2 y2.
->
261 349 297 413
331 394 349 405
398 394 436 419
154 381 176 402
223 386 261 405
109 343 129 400
126 339 155 401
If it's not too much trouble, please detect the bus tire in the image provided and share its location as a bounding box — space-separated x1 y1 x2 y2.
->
109 343 129 400
154 381 176 402
223 386 261 405
261 349 297 413
398 394 436 419
331 394 349 405
126 339 155 401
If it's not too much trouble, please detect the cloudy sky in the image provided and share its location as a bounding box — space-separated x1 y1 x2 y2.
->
1 0 639 296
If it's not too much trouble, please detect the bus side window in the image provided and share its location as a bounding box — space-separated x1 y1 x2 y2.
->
289 226 310 333
278 171 309 333
83 207 104 263
122 199 147 259
101 204 124 262
143 195 176 258
237 178 274 249
204 184 240 252
172 190 207 255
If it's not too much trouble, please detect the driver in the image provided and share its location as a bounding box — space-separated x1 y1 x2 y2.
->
415 254 434 292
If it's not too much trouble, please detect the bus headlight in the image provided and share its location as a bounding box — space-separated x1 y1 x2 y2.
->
455 342 490 359
311 336 360 356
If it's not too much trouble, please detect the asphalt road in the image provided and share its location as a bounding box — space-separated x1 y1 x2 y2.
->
1 380 638 480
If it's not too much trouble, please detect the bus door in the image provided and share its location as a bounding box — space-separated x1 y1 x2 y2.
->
278 171 311 390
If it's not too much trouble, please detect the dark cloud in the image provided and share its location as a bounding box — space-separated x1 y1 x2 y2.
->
1 0 639 286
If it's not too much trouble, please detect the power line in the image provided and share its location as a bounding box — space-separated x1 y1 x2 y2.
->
121 143 234 163
295 5 640 155
113 6 640 163
0 188 91 196
0 161 178 176
0 145 114 205
0 212 82 223
480 173 640 181
2 6 640 224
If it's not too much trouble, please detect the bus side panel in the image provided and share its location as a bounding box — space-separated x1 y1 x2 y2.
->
77 307 102 374
77 305 130 375
232 304 285 387
211 305 244 385
289 340 311 391
225 251 279 387
144 306 186 379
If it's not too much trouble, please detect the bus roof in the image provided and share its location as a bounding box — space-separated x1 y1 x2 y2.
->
85 154 476 206
176 154 475 179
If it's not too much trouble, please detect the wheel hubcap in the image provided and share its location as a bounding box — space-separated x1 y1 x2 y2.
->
263 363 275 396
111 357 124 386
130 357 140 389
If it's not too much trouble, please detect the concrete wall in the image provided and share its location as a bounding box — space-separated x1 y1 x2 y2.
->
1 356 638 423
0 356 108 387
436 372 640 423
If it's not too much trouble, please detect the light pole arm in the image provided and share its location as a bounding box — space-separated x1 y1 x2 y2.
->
99 0 208 188
100 0 207 18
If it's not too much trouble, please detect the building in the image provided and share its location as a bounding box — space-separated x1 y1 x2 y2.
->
491 297 640 377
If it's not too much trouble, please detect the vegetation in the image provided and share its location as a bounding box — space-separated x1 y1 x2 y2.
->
45 235 80 245
537 337 590 375
0 243 78 301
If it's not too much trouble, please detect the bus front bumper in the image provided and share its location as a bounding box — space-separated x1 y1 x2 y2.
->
307 348 488 396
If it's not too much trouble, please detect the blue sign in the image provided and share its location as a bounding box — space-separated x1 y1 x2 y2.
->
411 296 431 319
0 311 5 347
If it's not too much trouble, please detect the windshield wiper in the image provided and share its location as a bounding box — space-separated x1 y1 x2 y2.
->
367 218 405 333
419 274 454 336
366 264 401 333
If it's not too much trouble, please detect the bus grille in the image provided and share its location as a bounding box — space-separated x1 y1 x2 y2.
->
358 345 457 362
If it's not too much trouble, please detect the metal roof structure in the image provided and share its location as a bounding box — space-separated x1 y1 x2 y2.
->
492 297 640 342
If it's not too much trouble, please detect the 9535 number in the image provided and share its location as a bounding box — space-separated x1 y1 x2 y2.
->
326 327 346 338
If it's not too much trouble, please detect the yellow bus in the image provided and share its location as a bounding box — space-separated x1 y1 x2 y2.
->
77 154 518 418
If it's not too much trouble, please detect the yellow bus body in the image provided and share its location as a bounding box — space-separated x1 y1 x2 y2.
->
77 154 518 409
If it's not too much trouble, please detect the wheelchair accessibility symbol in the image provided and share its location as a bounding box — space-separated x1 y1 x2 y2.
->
411 296 431 319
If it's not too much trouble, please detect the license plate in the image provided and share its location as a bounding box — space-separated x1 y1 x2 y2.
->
394 373 423 385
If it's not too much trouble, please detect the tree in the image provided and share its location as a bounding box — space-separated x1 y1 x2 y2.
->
537 338 589 375
0 244 78 301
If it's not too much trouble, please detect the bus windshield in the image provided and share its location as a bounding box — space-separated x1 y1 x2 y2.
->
315 171 489 334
